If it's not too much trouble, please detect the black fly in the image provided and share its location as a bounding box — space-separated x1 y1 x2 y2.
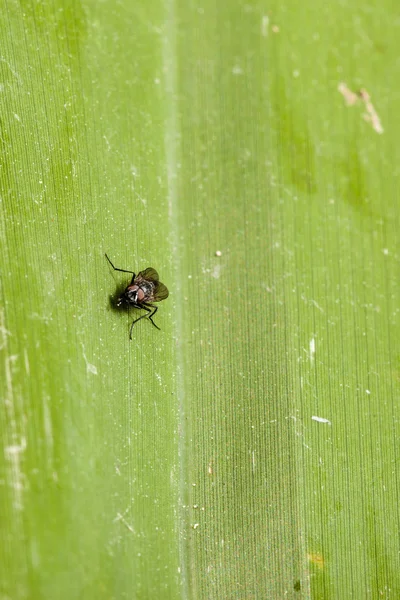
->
105 254 169 339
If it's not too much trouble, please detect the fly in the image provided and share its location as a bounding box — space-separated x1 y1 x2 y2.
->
105 253 169 339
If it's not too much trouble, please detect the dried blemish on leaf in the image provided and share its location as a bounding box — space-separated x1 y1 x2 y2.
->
338 82 358 106
359 88 384 134
338 82 384 134
307 552 324 569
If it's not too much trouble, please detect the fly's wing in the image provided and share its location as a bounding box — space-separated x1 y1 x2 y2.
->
152 281 169 301
135 267 159 282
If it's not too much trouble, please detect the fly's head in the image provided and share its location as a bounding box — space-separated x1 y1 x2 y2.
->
117 284 147 307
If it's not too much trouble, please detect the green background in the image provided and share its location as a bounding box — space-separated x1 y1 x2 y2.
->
1 0 399 598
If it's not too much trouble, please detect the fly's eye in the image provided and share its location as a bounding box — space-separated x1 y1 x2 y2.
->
136 288 146 302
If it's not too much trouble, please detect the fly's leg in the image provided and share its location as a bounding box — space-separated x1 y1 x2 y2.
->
129 306 151 339
129 305 160 339
147 305 160 330
105 254 136 282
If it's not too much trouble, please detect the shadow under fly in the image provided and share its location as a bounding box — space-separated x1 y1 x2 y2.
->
105 253 169 339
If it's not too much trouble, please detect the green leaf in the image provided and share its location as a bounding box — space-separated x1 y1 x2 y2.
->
1 0 399 598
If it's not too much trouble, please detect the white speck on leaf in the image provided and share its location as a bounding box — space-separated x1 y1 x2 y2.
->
86 362 97 375
103 135 111 151
23 349 30 376
81 344 98 375
212 264 221 279
5 437 26 455
261 15 269 37
0 57 22 83
114 511 135 534
309 337 316 365
311 299 324 312
42 395 53 448
312 416 331 424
